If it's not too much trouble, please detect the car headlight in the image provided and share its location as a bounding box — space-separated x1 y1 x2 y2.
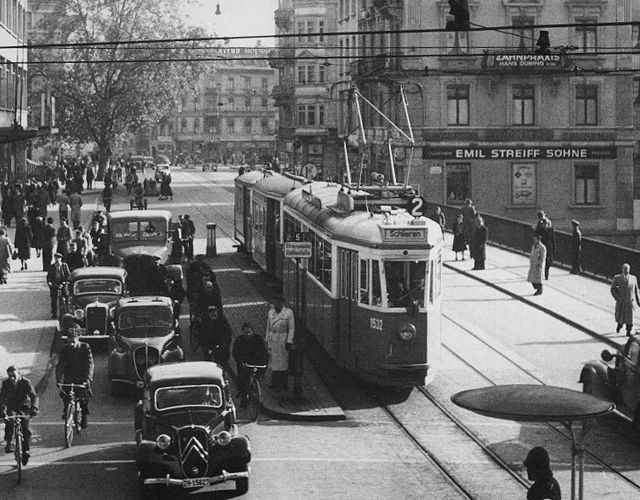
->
216 431 232 447
399 323 416 341
74 308 85 320
156 434 171 450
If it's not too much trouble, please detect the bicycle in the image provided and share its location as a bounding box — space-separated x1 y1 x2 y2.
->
58 382 87 448
4 414 31 484
239 364 266 422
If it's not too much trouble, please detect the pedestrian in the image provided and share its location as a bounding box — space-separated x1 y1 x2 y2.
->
265 296 295 391
199 305 233 366
452 213 467 260
68 190 83 230
471 214 487 270
0 227 14 285
66 241 86 271
12 186 25 222
570 219 582 274
429 206 446 233
41 216 56 271
56 189 69 224
523 447 561 500
46 252 70 318
86 164 94 189
14 217 33 271
610 263 640 336
102 183 112 213
527 234 547 296
56 219 72 258
31 215 44 259
461 198 477 251
534 211 555 280
181 214 195 261
232 322 269 405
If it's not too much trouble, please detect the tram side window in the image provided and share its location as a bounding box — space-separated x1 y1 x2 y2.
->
372 260 382 307
360 259 369 304
385 261 427 308
321 240 332 288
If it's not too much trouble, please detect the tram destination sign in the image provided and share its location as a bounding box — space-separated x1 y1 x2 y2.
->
381 227 427 243
423 145 616 161
285 232 312 258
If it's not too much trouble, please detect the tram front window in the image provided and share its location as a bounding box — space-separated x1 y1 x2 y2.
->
385 261 426 308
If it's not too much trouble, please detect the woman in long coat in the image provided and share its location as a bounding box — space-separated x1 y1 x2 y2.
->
610 263 640 336
265 297 295 391
527 234 547 296
452 213 467 260
15 217 33 270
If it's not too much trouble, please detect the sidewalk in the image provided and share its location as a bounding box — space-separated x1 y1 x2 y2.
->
203 241 345 421
442 232 628 350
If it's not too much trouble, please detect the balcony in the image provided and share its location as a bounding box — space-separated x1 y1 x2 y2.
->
348 54 404 79
274 8 294 30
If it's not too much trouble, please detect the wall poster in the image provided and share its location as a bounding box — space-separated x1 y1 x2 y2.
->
511 163 536 205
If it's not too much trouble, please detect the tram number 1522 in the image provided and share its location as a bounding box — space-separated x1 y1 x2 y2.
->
370 318 383 331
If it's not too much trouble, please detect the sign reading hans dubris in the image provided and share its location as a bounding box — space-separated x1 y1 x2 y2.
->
423 146 617 161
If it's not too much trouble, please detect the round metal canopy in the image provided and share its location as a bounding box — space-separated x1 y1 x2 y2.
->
451 384 615 422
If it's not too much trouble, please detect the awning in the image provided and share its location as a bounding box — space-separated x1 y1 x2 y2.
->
0 126 58 144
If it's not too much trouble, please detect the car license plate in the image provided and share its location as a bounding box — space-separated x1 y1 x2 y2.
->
136 381 144 388
183 478 209 488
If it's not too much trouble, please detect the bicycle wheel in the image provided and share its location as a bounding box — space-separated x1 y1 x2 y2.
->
74 402 82 433
64 403 75 448
15 431 22 484
246 380 261 422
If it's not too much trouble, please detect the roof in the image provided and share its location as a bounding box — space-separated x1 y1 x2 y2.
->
235 170 267 187
70 266 127 281
108 210 172 222
253 173 305 199
284 182 442 248
146 361 226 386
118 296 173 307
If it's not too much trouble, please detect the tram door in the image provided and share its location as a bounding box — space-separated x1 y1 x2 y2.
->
337 248 357 364
265 199 278 276
243 187 252 252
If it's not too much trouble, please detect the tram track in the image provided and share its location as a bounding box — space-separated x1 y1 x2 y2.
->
441 310 640 494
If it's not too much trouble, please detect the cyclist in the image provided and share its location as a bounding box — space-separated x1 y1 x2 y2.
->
0 366 39 464
56 328 94 428
199 305 232 366
232 322 269 406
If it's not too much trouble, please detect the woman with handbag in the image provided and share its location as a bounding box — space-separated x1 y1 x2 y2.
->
15 217 33 271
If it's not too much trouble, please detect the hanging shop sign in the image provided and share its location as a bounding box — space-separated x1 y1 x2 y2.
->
423 145 616 160
481 53 571 71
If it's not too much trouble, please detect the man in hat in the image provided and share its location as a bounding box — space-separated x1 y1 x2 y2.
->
47 253 70 318
570 220 582 274
56 328 94 428
534 211 555 280
41 217 57 271
0 366 39 464
523 446 561 499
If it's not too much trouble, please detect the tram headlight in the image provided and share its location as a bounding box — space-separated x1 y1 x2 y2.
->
399 323 416 341
74 308 85 320
156 434 171 450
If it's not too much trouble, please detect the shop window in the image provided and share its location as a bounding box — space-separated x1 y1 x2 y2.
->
512 84 535 125
575 84 598 125
447 85 469 126
574 17 597 53
445 164 470 204
574 164 599 205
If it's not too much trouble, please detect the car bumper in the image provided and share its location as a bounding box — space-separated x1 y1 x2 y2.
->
143 470 249 487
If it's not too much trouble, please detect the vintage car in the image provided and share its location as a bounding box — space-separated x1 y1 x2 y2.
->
580 335 639 426
108 296 184 393
58 267 127 341
134 362 250 495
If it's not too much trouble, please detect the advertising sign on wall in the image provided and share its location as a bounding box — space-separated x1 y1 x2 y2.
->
423 145 616 161
511 163 536 206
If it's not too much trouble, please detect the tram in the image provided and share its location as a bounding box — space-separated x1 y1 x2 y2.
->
233 170 266 252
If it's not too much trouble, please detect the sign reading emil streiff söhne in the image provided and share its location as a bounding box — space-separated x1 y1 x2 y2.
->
284 232 312 259
423 146 617 161
512 163 536 206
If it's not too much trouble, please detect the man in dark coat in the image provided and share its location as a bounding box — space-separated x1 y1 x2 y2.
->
0 366 39 462
232 322 269 404
534 211 555 280
56 328 94 428
41 217 57 271
47 253 70 317
524 447 561 500
570 219 582 274
199 306 233 366
66 242 86 272
166 277 186 321
472 214 488 270
181 214 196 261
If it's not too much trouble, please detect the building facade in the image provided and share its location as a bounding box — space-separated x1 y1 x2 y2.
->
271 0 338 179
150 47 278 165
343 0 639 246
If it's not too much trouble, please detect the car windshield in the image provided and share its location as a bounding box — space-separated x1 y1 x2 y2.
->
118 306 173 337
74 278 122 295
155 384 222 410
111 220 167 242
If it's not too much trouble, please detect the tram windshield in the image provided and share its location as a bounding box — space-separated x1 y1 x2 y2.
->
384 261 427 308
